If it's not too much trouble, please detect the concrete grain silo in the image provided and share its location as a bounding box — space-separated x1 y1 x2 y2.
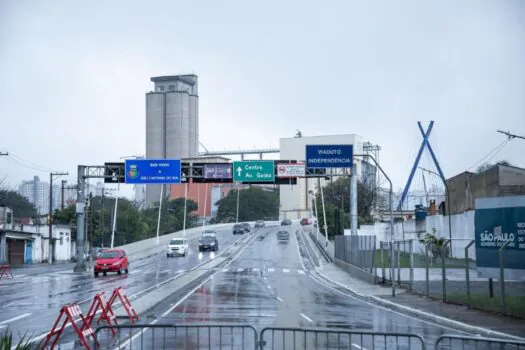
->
145 75 199 207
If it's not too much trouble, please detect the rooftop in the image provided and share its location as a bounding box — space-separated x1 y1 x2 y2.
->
150 74 198 85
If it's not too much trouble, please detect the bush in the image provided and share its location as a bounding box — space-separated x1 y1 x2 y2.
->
0 329 39 350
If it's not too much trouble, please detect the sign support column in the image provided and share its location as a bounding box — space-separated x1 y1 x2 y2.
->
74 166 86 272
156 185 164 245
351 163 358 235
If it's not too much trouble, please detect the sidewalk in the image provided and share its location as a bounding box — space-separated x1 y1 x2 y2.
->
315 262 525 340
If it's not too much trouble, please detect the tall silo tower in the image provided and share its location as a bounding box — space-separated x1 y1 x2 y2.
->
145 75 199 207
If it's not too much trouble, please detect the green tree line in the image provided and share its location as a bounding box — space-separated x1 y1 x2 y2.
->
312 177 377 239
53 195 198 247
212 187 279 223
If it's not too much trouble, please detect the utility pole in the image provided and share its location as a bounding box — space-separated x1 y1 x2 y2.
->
49 171 68 264
497 130 525 141
236 186 240 223
61 180 66 209
350 164 358 235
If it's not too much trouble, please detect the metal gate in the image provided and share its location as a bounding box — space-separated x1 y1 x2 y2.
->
434 334 525 350
93 324 259 349
259 327 426 350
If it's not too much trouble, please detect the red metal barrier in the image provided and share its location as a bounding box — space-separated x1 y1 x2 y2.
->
84 292 118 337
42 304 98 350
106 287 139 324
0 264 13 280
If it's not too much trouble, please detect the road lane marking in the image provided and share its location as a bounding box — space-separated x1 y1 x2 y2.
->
267 285 272 289
298 270 305 274
0 313 32 324
300 313 313 323
160 269 170 274
267 268 275 272
222 268 229 272
351 344 368 350
282 269 290 273
116 230 260 350
252 267 260 272
130 269 142 274
276 296 283 302
236 268 244 272
176 269 186 274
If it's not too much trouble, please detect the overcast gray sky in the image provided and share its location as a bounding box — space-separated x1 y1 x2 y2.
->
1 0 524 196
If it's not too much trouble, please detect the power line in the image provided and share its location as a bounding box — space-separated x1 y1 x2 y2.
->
8 153 57 172
467 139 510 171
497 130 525 141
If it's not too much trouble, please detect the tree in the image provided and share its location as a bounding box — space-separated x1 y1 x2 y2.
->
0 189 37 218
476 160 512 174
313 177 376 237
214 187 279 223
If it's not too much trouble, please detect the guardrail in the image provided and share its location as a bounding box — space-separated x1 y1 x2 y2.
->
434 334 525 349
308 232 333 263
89 324 525 350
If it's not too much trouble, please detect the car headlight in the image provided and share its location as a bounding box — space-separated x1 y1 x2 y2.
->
210 242 215 245
112 261 120 266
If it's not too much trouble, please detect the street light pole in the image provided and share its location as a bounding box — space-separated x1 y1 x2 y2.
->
319 180 328 248
156 185 164 245
49 171 68 264
236 187 240 223
183 182 188 235
203 183 209 227
110 184 120 249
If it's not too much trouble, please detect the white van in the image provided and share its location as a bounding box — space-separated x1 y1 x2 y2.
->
166 238 188 257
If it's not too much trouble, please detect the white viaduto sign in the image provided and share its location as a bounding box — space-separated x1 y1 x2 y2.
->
277 163 305 178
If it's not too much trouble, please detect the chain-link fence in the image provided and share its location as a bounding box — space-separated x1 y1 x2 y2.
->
378 238 525 319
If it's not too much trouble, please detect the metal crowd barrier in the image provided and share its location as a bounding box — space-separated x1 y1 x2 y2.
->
434 334 525 350
93 324 258 349
260 327 426 349
92 324 525 350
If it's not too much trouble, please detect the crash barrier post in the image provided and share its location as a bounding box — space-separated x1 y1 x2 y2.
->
106 287 139 324
42 304 98 350
260 327 426 350
434 334 525 349
85 292 118 337
0 264 13 279
93 324 258 350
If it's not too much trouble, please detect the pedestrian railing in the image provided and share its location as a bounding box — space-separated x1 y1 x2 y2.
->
91 324 525 350
434 334 525 349
93 324 259 349
260 327 426 349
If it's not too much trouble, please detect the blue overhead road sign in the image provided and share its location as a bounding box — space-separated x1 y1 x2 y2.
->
305 144 353 168
125 159 181 184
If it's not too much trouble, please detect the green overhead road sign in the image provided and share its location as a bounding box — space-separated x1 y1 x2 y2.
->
233 160 275 182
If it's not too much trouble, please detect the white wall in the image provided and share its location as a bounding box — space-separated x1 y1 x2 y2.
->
358 211 477 259
279 134 364 220
21 224 73 262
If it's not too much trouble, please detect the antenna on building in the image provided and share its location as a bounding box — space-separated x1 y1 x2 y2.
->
295 130 302 138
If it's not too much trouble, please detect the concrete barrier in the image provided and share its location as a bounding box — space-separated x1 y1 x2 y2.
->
115 223 234 261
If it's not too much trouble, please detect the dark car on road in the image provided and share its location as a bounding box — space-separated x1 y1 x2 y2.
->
233 224 245 235
277 230 290 242
242 222 251 232
281 219 292 226
255 220 265 228
199 231 218 251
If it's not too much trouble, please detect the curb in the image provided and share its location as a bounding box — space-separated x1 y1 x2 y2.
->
313 268 525 341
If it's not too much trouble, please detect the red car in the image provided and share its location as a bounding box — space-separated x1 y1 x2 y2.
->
300 218 311 225
94 249 129 277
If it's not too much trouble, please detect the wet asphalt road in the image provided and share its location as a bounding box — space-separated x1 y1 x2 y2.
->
0 226 240 342
115 225 474 350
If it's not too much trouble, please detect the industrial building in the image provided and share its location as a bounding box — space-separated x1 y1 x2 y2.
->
446 163 525 215
279 134 366 220
145 75 199 207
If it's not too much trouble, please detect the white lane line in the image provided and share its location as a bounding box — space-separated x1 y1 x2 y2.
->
160 269 170 274
176 269 186 274
298 270 305 274
276 296 283 302
351 343 367 350
236 268 244 272
252 267 260 272
267 268 275 273
0 313 32 325
130 269 142 274
267 285 272 289
222 268 229 272
282 269 290 273
116 231 260 350
300 313 313 323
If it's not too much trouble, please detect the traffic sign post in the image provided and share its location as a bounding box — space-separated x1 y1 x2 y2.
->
305 144 353 169
233 161 275 183
277 163 305 178
125 159 181 184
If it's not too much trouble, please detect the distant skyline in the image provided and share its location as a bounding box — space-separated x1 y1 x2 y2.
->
1 0 524 199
